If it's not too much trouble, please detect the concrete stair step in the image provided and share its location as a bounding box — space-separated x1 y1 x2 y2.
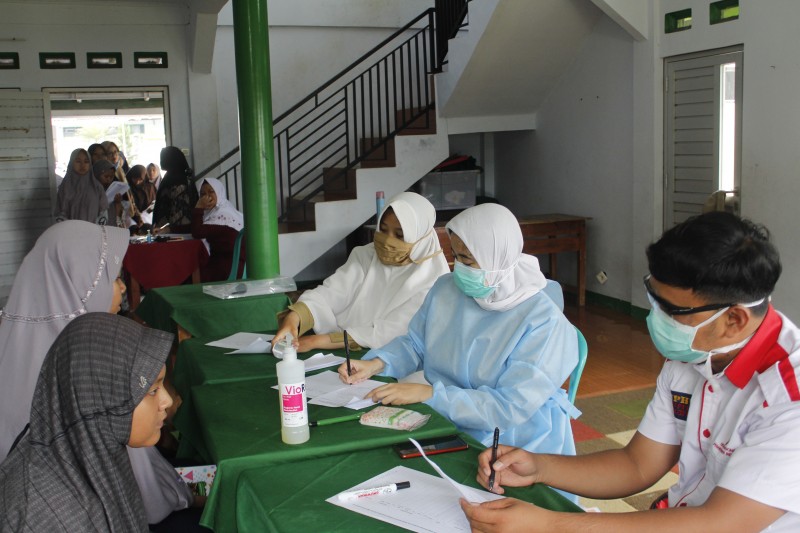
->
359 137 395 168
396 106 437 135
278 220 316 234
284 192 324 223
322 168 358 200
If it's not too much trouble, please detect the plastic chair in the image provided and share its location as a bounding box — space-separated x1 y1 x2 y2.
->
567 327 588 404
227 228 247 281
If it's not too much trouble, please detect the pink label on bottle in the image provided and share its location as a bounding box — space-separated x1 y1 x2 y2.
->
281 382 307 426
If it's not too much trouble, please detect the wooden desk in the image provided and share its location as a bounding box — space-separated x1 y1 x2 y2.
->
435 214 589 306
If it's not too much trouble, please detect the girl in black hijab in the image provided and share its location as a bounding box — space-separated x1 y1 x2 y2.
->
153 146 198 232
0 313 173 532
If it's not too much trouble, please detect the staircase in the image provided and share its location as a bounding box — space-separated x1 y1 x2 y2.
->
196 3 469 278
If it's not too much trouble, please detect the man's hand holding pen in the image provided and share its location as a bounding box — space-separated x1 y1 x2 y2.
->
474 445 542 495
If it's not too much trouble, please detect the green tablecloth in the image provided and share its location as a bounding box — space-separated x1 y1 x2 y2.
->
133 284 290 338
192 378 458 531
231 436 581 532
172 339 349 459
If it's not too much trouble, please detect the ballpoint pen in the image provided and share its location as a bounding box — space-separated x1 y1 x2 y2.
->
488 427 500 491
344 329 352 377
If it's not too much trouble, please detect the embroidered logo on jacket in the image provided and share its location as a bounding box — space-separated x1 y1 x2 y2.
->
671 391 691 421
713 442 736 457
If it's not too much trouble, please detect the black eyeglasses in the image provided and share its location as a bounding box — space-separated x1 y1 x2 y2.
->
643 275 733 316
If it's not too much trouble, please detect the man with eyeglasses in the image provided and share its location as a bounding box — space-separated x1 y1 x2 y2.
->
461 212 800 532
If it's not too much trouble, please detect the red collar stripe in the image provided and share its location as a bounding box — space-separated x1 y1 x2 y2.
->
725 306 785 389
778 358 800 401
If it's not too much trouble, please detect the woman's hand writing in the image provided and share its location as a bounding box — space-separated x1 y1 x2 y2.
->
338 358 384 384
365 383 433 405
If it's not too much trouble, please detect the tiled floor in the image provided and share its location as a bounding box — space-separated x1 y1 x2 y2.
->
563 302 664 398
561 300 673 512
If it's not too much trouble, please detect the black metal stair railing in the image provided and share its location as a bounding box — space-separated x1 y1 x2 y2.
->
196 2 469 221
275 9 439 223
435 0 470 68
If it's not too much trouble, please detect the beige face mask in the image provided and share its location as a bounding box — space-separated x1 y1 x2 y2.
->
374 231 414 266
373 230 442 266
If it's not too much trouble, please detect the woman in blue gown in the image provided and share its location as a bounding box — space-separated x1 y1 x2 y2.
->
340 204 579 456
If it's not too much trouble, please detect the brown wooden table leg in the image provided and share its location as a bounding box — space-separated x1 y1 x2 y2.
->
578 227 587 306
129 275 142 312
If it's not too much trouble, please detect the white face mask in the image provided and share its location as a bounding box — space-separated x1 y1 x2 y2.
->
646 293 765 365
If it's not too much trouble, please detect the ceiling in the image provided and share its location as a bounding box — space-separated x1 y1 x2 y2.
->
442 0 603 118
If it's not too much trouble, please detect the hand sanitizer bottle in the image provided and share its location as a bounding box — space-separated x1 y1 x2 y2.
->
376 191 385 223
276 338 309 444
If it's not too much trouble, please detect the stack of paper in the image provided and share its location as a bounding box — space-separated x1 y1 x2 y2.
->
327 439 503 532
105 181 129 203
304 353 347 372
272 370 380 410
206 332 274 354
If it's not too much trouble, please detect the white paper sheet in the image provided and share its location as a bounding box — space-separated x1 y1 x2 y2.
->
206 332 274 354
307 371 382 409
326 465 503 532
408 438 493 503
270 370 381 409
303 353 346 372
105 180 129 203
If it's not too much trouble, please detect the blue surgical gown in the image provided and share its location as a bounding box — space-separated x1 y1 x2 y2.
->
364 274 579 456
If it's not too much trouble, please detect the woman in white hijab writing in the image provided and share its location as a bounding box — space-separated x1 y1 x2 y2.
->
0 221 199 528
340 204 580 459
273 191 449 353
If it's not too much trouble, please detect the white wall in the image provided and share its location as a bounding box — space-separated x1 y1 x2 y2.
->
489 0 800 322
1 0 434 181
494 16 634 302
212 25 403 157
0 2 198 164
213 0 435 161
629 0 800 320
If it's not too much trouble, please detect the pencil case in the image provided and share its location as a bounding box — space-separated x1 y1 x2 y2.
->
359 406 430 431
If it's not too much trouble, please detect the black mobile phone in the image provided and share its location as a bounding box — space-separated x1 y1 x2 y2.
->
393 435 469 459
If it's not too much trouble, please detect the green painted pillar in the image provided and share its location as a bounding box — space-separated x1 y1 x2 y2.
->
232 0 280 278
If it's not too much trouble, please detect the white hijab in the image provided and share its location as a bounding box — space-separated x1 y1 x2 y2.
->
378 191 443 263
446 203 547 312
0 221 129 460
198 177 244 231
299 192 449 348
